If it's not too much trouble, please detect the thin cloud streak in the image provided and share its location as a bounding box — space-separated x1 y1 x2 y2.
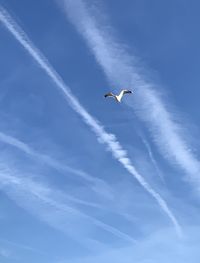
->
0 169 136 244
61 0 200 186
0 132 116 210
0 131 113 200
0 238 46 256
0 6 182 236
140 135 164 183
0 131 140 221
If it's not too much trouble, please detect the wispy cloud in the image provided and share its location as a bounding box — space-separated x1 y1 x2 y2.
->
0 131 113 200
59 226 200 263
0 131 120 213
0 168 136 244
0 131 141 222
0 238 45 256
0 6 182 236
61 0 200 187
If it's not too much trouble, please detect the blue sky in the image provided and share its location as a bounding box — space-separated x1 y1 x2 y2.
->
0 0 200 262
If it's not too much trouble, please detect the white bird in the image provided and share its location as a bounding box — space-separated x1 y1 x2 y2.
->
104 89 133 102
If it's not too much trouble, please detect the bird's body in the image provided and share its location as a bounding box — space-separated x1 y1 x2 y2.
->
104 89 132 102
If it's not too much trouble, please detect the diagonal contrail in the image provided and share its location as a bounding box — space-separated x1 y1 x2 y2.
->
61 0 200 188
0 6 182 236
140 135 165 183
0 131 113 199
0 170 136 244
0 132 138 219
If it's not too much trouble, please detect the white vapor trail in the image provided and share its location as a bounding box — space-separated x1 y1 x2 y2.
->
0 6 182 236
140 136 164 183
0 132 139 219
0 170 136 244
61 0 200 187
0 131 113 200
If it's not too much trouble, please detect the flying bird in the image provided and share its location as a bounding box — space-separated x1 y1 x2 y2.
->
104 89 133 102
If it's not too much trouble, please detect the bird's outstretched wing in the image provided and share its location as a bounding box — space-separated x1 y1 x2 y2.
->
123 90 132 94
117 89 132 102
104 92 114 98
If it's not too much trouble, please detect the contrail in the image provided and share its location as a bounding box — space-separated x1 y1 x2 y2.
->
61 0 200 187
0 238 46 256
0 6 182 236
0 170 136 244
140 135 165 183
0 131 116 209
0 131 113 200
0 131 138 219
